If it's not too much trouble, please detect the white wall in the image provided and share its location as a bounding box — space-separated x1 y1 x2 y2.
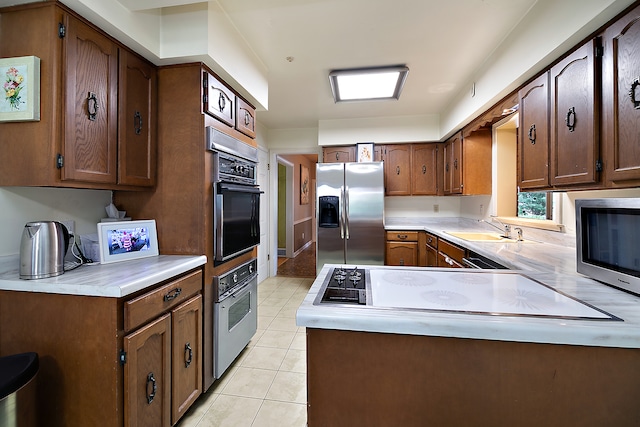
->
0 187 112 256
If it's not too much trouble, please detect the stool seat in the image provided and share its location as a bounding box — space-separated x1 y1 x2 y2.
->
0 352 39 400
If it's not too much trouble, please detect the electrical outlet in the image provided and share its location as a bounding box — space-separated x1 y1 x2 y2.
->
61 220 75 234
433 204 439 213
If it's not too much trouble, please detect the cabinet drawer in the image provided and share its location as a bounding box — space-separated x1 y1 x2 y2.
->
125 270 202 332
425 232 438 250
204 72 235 126
438 239 466 265
386 231 419 242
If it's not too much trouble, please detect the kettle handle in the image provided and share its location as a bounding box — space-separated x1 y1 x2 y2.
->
56 221 71 256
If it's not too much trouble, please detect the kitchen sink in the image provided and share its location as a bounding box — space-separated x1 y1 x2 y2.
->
444 231 527 243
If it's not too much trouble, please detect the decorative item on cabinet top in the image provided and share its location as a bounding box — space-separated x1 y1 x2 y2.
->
0 56 40 122
357 142 374 162
97 219 159 264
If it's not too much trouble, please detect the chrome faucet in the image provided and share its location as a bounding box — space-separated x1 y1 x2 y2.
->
479 218 511 238
514 227 523 241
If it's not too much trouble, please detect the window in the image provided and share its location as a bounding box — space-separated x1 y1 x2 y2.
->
517 191 551 220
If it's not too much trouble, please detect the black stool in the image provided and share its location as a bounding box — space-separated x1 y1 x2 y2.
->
0 352 39 427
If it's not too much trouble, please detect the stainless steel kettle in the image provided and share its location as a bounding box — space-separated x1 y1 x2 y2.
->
19 221 70 280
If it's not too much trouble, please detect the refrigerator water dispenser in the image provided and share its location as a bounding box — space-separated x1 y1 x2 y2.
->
319 196 339 228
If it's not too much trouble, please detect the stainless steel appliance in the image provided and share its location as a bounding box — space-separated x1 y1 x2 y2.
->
576 198 640 295
314 266 619 320
213 258 258 378
207 127 262 262
19 221 70 279
316 162 385 273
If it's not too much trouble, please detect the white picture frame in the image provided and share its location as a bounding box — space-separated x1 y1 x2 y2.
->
97 220 159 264
0 55 40 122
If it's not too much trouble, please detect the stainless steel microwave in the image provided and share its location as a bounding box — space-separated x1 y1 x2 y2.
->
576 198 640 295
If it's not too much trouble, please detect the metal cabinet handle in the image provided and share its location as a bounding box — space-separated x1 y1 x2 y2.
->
528 124 536 144
422 165 427 174
146 372 157 404
218 92 226 112
630 77 640 109
396 166 400 175
453 158 458 170
87 92 99 121
444 256 454 266
244 111 251 126
336 152 339 161
397 234 408 240
184 342 193 368
134 111 143 135
163 287 182 302
565 107 576 132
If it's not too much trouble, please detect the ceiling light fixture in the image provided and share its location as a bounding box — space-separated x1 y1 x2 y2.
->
329 65 409 103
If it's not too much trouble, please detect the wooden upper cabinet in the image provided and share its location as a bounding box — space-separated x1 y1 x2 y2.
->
550 38 600 187
118 49 157 187
602 3 640 186
383 144 411 196
518 72 550 190
443 132 462 195
236 97 256 139
62 14 119 184
411 143 438 195
323 146 355 163
204 72 235 127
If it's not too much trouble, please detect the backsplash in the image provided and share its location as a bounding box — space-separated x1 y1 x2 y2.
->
0 187 111 256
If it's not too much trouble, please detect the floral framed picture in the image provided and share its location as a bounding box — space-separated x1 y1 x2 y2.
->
0 56 40 122
357 142 374 162
300 164 310 205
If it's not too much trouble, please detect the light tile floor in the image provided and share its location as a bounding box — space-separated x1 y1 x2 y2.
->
177 276 313 427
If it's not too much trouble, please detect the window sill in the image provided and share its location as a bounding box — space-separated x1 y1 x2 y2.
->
493 217 564 232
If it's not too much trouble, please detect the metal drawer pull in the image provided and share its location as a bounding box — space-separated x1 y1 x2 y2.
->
146 372 157 404
87 92 99 121
565 107 576 132
397 234 407 239
163 287 182 301
184 342 193 368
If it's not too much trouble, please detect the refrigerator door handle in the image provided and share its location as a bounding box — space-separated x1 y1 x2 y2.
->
340 185 345 239
344 185 350 240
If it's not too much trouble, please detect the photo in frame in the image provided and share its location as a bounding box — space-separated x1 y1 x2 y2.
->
300 164 310 205
357 142 374 162
97 220 159 264
0 56 40 122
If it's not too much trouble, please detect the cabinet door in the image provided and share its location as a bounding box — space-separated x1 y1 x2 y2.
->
323 146 355 163
171 295 203 425
236 97 256 139
62 14 118 184
444 133 462 195
386 242 418 266
204 72 235 126
384 144 411 196
118 50 157 187
550 39 600 187
518 72 550 189
124 313 171 427
602 4 640 185
411 144 438 195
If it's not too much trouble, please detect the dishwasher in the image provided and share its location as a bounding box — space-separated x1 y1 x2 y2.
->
462 251 508 269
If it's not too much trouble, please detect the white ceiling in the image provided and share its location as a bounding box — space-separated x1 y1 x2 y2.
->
212 0 538 129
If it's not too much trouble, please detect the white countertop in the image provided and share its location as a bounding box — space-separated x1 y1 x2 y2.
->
296 264 640 348
385 217 578 274
0 254 207 298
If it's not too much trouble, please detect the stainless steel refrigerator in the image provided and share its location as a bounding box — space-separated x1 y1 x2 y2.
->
316 162 385 274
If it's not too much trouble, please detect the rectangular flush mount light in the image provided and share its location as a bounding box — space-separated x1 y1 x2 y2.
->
329 65 409 102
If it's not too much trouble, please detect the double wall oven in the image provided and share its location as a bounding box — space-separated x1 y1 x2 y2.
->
207 127 261 379
207 127 262 262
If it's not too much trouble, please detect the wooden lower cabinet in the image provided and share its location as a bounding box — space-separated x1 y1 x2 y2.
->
0 268 203 427
306 328 640 427
385 231 419 266
437 238 466 268
424 232 438 267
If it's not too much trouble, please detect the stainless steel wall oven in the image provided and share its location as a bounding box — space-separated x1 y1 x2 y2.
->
207 127 262 262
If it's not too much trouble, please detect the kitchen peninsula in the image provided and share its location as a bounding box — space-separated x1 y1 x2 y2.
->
297 257 640 426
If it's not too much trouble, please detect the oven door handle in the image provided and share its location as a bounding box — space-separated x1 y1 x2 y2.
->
218 183 262 194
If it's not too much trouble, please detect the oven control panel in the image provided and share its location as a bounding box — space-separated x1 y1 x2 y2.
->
215 258 258 297
216 153 256 185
